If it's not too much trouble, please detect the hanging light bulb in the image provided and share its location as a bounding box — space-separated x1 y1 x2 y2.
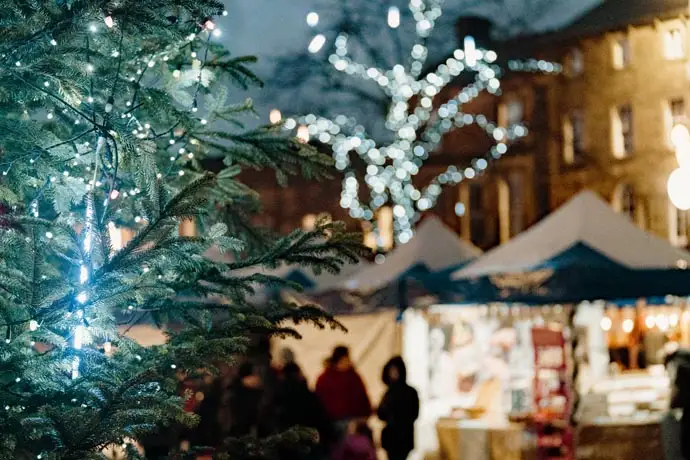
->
464 35 477 66
387 7 401 29
600 317 612 331
622 318 634 334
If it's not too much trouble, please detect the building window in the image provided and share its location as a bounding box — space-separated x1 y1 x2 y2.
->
567 47 584 76
498 99 524 128
508 172 525 237
377 206 394 251
612 37 631 69
469 183 485 248
302 214 317 231
497 178 510 244
563 110 585 164
613 184 636 221
108 225 135 252
667 98 686 146
612 104 633 158
664 27 685 60
179 218 196 237
670 202 690 247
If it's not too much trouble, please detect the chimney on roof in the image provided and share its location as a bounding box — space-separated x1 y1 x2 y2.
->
455 17 494 49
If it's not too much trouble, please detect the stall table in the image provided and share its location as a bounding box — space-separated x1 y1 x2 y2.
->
436 418 535 460
575 418 662 460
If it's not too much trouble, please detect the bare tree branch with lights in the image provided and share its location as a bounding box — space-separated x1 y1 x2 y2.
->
271 0 560 245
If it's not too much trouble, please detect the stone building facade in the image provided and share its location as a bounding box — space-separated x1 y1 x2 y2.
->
531 0 690 247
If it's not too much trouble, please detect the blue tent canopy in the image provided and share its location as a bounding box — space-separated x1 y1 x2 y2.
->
447 266 690 305
447 191 690 305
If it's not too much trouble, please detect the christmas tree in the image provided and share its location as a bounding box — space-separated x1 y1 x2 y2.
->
0 1 363 458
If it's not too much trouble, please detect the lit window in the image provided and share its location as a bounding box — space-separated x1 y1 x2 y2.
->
567 48 584 76
497 178 510 243
665 27 685 60
377 206 394 251
302 214 317 231
179 218 196 237
108 225 135 252
667 98 686 146
670 202 689 247
612 37 631 69
613 184 636 221
612 104 633 158
498 99 524 128
563 110 585 164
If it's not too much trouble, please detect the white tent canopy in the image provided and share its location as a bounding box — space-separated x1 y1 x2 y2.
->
454 190 690 280
342 216 481 293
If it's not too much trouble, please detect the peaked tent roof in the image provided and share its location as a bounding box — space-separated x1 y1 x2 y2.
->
453 191 690 280
342 216 481 293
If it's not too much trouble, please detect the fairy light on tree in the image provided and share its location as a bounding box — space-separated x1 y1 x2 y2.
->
282 0 559 244
0 1 361 457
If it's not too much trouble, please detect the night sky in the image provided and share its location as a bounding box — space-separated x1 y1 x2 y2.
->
217 0 601 119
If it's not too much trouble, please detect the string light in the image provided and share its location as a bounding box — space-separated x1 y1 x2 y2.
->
287 0 558 243
306 12 319 27
269 109 282 124
308 34 326 53
387 7 401 29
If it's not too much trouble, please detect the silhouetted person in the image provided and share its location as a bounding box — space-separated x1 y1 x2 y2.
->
227 362 264 437
378 357 419 460
273 362 335 457
315 346 371 438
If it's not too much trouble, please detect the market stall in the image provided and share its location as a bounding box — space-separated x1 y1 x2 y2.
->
408 191 690 460
403 303 574 460
310 216 481 315
342 216 481 292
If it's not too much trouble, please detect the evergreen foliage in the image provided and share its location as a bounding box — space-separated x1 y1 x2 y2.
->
0 1 365 458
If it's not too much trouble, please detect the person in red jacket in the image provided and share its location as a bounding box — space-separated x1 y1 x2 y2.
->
315 346 372 433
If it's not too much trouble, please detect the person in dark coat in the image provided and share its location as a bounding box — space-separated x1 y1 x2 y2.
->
227 362 264 437
378 356 419 460
273 362 335 457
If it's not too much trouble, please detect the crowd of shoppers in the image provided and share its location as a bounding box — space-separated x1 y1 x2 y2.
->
141 343 419 460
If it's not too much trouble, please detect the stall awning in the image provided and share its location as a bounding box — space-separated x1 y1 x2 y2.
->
447 191 690 304
339 216 481 294
454 191 690 279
